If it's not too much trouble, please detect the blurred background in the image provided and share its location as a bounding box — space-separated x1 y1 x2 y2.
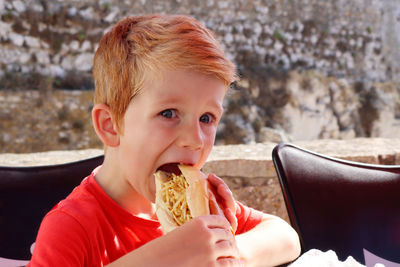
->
0 0 399 153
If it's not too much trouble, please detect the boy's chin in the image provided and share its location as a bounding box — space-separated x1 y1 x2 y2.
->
146 189 156 203
148 184 156 202
149 194 156 204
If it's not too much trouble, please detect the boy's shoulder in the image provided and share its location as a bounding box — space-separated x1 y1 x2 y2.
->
30 175 114 264
46 175 104 228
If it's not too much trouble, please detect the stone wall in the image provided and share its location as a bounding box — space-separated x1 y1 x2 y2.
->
2 138 399 223
1 0 399 83
1 0 400 148
0 90 99 153
2 76 400 154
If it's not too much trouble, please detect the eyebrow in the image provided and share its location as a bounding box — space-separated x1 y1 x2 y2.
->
209 100 223 114
155 96 223 115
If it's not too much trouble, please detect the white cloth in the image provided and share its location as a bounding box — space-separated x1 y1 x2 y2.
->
289 249 365 267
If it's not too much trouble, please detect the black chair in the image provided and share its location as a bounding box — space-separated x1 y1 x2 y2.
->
272 143 400 265
0 155 104 265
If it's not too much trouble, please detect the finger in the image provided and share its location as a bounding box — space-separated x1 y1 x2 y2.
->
211 226 235 240
202 217 234 243
215 240 235 257
207 175 237 233
209 188 224 216
196 217 239 264
197 214 231 231
213 231 238 259
217 256 244 266
208 192 236 235
208 174 236 213
217 185 235 213
224 208 238 234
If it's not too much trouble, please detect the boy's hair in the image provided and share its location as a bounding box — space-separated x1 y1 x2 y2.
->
93 14 237 133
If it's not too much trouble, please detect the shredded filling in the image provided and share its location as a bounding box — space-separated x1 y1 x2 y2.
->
160 173 192 226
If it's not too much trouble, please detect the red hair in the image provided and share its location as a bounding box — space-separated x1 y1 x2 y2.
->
93 14 237 132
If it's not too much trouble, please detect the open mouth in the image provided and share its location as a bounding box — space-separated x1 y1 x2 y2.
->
157 163 182 175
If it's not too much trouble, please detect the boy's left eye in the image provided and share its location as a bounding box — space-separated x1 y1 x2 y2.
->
160 109 177 118
200 113 213 124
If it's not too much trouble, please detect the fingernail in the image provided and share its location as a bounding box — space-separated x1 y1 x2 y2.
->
230 226 235 236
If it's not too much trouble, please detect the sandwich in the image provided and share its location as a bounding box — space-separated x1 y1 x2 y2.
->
154 164 223 233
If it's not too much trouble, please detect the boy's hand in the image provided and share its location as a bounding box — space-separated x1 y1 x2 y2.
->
207 174 238 233
110 215 243 267
156 215 242 266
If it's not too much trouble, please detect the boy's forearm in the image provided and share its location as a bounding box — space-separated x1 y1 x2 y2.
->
236 214 301 267
105 237 165 267
107 215 301 267
105 246 148 267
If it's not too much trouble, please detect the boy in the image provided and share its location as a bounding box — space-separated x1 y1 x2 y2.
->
29 14 300 266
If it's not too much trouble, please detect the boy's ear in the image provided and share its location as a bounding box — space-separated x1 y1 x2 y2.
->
92 104 120 147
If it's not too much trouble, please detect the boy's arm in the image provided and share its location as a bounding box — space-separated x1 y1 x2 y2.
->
106 214 242 267
236 214 301 267
208 174 301 267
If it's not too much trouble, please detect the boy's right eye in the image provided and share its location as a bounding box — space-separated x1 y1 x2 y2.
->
160 109 177 119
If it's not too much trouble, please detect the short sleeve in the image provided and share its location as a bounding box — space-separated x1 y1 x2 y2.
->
235 201 264 235
28 210 90 267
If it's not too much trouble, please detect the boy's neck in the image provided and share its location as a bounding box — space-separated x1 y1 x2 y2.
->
94 160 157 220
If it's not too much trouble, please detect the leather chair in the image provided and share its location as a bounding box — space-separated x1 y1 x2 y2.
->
272 143 400 265
0 155 104 265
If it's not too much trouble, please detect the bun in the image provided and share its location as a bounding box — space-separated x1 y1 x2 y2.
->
155 164 222 233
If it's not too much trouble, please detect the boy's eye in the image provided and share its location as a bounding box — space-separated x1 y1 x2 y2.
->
160 109 176 118
200 113 213 124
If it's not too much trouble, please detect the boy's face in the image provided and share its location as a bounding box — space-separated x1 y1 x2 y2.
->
117 69 227 202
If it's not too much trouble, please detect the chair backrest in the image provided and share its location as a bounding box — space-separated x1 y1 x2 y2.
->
0 155 104 262
272 143 400 264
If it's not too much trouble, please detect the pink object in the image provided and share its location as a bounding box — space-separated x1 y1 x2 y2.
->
364 249 400 267
0 257 29 267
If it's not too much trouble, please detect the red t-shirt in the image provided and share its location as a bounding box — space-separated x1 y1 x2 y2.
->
28 170 263 266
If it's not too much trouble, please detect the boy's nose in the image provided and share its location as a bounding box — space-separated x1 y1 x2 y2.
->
178 121 204 151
